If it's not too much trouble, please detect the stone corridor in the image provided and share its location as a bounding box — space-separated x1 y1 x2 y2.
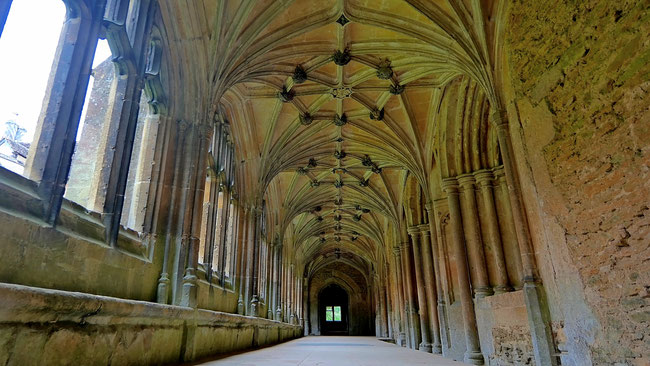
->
0 0 648 365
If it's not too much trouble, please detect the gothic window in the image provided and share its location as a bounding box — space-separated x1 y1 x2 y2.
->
198 120 237 284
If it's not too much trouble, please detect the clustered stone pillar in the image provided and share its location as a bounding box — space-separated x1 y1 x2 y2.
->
442 178 484 365
426 201 450 352
457 174 492 298
475 169 511 293
493 167 524 289
418 224 442 354
408 227 432 353
400 238 421 350
392 246 407 347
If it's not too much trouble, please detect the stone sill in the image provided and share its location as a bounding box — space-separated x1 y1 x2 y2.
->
197 265 235 292
0 282 300 330
0 167 151 262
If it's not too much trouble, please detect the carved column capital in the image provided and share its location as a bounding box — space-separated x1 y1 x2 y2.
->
491 108 508 128
441 177 459 195
399 240 411 250
493 166 506 182
407 226 421 237
392 246 401 256
424 201 435 212
417 224 430 235
474 169 495 188
456 173 476 190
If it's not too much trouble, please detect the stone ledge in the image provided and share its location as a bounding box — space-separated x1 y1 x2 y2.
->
0 283 302 365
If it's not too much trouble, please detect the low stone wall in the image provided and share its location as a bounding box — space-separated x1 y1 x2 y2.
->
0 283 302 365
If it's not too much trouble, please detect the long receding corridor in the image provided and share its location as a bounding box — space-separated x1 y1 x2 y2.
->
193 337 463 365
0 0 648 365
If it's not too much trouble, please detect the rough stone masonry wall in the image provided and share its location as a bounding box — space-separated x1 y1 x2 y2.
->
506 1 649 365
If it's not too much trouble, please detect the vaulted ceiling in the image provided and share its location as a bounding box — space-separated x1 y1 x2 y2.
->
196 0 507 275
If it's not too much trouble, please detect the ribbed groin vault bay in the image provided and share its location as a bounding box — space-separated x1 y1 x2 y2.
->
0 0 648 365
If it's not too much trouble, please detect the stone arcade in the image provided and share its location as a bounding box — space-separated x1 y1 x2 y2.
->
0 1 648 365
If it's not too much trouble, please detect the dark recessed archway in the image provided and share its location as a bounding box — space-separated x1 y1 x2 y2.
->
319 284 349 335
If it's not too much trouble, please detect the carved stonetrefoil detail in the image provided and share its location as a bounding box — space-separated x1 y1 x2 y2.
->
300 113 313 126
333 114 347 126
278 86 295 102
334 150 347 160
334 179 344 188
369 108 384 121
359 178 369 187
389 83 405 95
293 65 307 84
353 214 362 222
333 49 351 66
308 158 318 167
311 180 320 187
371 163 382 174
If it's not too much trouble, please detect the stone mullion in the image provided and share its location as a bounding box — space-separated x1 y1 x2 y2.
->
244 209 256 315
104 74 145 244
249 206 263 316
408 227 432 353
428 200 451 351
442 178 484 365
457 174 493 297
475 169 511 293
418 223 443 354
400 238 421 350
392 247 407 346
493 111 558 366
274 245 283 320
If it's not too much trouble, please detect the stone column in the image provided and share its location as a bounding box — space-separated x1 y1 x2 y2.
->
457 173 492 297
400 239 421 350
408 227 432 353
493 167 524 289
442 178 484 365
249 207 262 317
392 246 407 346
426 202 450 352
475 169 511 293
493 110 558 365
418 224 442 354
380 284 389 337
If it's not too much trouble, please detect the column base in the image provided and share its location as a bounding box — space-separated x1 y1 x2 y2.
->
464 350 485 365
398 332 407 347
432 341 442 354
418 342 432 353
474 287 494 298
249 295 259 317
494 285 513 294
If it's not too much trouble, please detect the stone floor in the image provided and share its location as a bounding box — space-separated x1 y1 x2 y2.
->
192 336 466 365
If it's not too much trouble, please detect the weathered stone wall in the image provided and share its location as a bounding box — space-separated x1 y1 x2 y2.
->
504 1 650 364
0 209 161 301
476 291 534 366
0 283 302 365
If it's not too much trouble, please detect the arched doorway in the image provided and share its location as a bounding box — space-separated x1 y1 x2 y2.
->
319 284 349 335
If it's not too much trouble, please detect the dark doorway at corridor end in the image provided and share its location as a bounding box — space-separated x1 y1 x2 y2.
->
319 284 349 335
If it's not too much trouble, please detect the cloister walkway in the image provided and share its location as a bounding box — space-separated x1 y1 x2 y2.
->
192 336 465 366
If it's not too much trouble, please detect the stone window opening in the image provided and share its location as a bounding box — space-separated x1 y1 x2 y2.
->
199 120 238 285
0 0 66 177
